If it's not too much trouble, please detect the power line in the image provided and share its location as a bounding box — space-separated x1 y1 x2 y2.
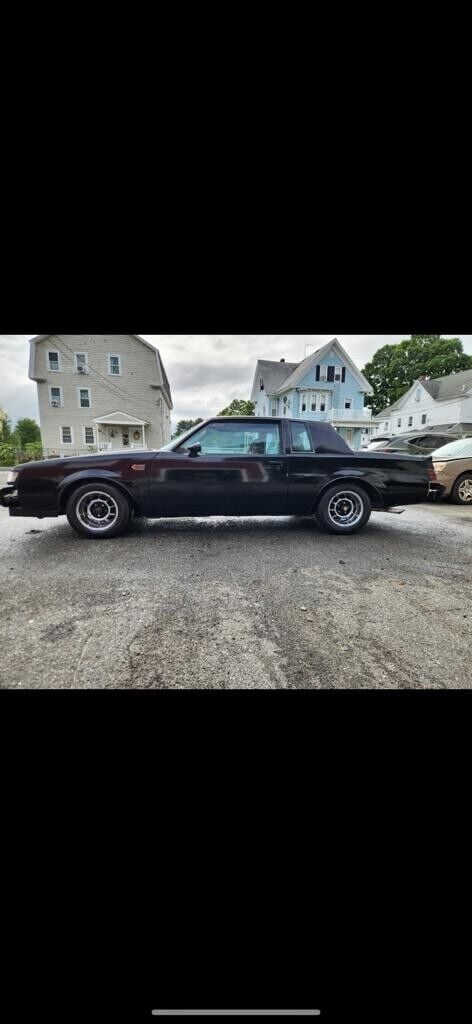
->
50 334 165 409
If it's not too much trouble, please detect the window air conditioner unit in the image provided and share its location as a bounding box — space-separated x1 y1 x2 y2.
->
78 365 89 374
51 401 60 407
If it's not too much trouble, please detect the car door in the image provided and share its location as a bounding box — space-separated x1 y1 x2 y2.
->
149 419 288 516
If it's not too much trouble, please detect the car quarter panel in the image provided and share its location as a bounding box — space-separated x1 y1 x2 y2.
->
285 422 431 513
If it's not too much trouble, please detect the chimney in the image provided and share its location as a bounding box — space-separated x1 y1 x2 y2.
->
280 358 285 362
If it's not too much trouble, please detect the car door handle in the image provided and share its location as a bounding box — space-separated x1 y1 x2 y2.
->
268 460 285 467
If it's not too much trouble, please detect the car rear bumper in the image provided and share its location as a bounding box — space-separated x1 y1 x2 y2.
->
427 482 446 500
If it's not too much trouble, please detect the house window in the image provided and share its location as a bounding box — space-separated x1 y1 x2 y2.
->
327 365 335 383
320 365 328 382
345 398 352 410
61 427 73 444
421 413 427 424
301 393 307 412
334 366 342 382
311 402 316 411
84 427 95 445
320 398 326 412
75 352 89 374
49 386 62 407
397 418 402 427
415 388 421 401
78 388 91 409
408 416 413 427
271 406 277 416
384 422 389 430
263 405 266 415
48 351 60 372
108 354 122 375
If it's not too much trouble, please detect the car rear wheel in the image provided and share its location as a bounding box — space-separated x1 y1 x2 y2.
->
451 473 472 505
66 484 132 539
315 483 372 534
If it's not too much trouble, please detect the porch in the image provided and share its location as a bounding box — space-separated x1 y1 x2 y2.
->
93 411 150 452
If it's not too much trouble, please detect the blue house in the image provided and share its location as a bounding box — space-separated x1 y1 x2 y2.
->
250 338 373 449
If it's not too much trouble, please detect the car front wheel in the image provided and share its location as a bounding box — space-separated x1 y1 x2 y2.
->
451 473 472 505
66 484 132 539
315 483 371 534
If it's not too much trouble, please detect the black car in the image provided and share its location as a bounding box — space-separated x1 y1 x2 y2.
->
367 431 459 455
0 417 438 539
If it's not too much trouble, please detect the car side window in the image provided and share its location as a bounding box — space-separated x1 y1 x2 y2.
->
290 423 313 452
177 422 282 455
390 439 410 450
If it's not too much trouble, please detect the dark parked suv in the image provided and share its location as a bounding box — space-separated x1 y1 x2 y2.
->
369 432 460 456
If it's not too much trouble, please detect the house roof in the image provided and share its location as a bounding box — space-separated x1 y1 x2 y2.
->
92 411 150 426
374 369 472 419
276 339 373 395
251 339 373 401
28 334 173 409
250 360 299 402
420 368 472 401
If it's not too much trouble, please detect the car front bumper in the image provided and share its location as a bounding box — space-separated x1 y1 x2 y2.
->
0 486 23 514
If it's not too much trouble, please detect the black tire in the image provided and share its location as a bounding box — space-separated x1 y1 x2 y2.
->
315 482 371 534
451 473 472 505
66 483 132 539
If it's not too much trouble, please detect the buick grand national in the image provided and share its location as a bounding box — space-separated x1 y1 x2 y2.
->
0 417 439 539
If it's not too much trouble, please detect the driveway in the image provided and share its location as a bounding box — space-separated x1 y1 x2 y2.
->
0 502 471 688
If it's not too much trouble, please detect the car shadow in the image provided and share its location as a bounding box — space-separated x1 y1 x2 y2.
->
128 514 393 538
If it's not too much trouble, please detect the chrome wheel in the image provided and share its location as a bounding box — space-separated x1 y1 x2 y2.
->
327 490 364 528
76 490 120 532
457 478 472 503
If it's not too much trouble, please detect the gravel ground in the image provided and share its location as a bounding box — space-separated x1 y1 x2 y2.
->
0 499 471 689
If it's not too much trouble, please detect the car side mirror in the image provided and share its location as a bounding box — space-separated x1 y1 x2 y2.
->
188 443 202 458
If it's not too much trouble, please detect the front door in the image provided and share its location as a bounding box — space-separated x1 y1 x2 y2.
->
149 419 287 516
105 426 130 450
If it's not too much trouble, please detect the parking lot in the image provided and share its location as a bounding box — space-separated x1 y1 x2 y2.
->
1 495 471 689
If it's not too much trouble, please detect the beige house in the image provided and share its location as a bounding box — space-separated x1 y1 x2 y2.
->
29 334 172 455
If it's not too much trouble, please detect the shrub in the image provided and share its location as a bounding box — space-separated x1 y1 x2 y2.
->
0 444 17 466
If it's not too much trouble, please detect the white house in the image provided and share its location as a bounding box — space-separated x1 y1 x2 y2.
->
372 369 472 437
250 338 373 449
29 334 173 455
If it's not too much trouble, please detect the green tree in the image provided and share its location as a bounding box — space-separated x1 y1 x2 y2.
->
172 418 203 438
362 336 472 416
0 413 14 444
217 399 255 416
14 418 42 447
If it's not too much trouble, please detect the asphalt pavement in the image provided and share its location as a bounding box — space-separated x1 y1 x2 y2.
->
0 500 471 688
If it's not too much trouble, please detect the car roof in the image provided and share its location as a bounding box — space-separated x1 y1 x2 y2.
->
385 430 454 442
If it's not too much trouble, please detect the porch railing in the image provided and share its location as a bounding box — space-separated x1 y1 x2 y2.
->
330 408 372 422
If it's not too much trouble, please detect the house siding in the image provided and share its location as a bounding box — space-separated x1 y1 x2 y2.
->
372 384 469 436
31 335 172 452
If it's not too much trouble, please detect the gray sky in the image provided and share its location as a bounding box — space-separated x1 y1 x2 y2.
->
2 334 472 429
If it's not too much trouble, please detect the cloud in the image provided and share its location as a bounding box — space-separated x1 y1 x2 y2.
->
0 336 39 424
2 334 472 428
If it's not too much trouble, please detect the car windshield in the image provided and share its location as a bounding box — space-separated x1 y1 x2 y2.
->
159 424 204 451
432 438 472 459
